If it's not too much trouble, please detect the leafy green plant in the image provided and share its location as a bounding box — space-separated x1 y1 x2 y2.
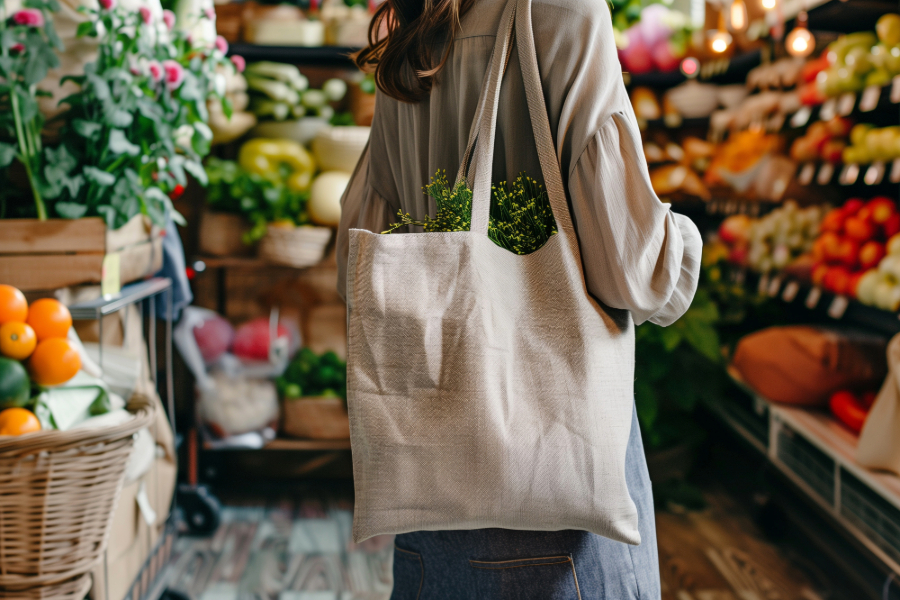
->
384 170 557 256
204 157 312 243
0 0 64 220
277 348 347 400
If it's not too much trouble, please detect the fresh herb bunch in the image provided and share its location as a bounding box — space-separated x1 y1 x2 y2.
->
205 156 311 244
383 170 557 256
277 348 347 401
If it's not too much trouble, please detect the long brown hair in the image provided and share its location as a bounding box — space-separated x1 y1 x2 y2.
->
354 0 477 103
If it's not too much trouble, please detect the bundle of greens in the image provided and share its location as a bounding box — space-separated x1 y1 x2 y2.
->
276 348 347 400
383 171 557 256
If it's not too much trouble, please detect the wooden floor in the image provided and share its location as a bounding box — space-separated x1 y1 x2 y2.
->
158 482 856 600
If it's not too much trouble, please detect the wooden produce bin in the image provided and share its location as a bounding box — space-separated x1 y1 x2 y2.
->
0 215 163 291
282 396 350 440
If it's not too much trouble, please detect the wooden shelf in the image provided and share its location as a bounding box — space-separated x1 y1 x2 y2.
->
709 384 900 575
264 437 351 451
227 44 359 66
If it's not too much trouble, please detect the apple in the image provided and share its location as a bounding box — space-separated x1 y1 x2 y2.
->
888 233 900 255
799 82 826 106
825 116 853 139
845 216 875 242
835 237 861 268
885 214 900 239
843 198 865 216
851 124 873 147
866 68 893 88
869 197 898 222
824 266 852 295
791 137 817 162
728 245 748 266
807 121 831 152
859 241 887 270
820 209 847 233
719 214 753 245
877 13 900 46
856 269 881 305
818 230 843 260
879 254 900 278
821 139 846 163
845 46 873 76
874 280 900 311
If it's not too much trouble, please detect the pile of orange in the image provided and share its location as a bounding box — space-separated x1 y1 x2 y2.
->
0 284 82 437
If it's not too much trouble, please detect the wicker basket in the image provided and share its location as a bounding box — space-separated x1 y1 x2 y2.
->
257 225 332 269
0 395 154 599
282 397 350 440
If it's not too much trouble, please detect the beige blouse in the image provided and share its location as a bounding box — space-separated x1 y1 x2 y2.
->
336 0 702 326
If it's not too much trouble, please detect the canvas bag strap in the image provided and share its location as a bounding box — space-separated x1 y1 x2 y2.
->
469 0 576 237
455 1 517 187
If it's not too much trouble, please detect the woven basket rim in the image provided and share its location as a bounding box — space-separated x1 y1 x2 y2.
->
0 394 154 454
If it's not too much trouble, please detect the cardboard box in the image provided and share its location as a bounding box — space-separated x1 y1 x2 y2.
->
0 214 163 291
89 454 176 600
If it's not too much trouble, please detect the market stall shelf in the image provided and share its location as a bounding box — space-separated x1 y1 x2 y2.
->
709 381 900 579
227 44 359 66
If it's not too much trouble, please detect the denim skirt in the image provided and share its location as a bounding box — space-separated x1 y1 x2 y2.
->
389 405 660 600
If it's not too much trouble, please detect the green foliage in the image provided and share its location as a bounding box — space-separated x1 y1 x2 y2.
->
277 348 347 401
204 157 313 243
2 3 232 227
384 170 558 256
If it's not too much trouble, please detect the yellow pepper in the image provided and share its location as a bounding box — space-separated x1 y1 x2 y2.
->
238 138 316 192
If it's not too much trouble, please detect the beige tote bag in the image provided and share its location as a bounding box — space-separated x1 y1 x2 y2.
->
857 332 900 476
345 0 640 544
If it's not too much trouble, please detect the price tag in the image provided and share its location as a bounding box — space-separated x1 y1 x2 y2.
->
817 163 835 185
860 85 882 112
819 98 837 121
782 280 800 302
864 162 886 185
758 273 770 296
839 163 860 185
837 92 856 116
806 286 822 309
892 76 900 103
798 162 816 185
101 253 121 300
892 159 900 184
790 106 812 128
767 276 783 297
828 295 849 319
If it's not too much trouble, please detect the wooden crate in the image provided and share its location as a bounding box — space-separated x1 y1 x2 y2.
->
0 215 163 291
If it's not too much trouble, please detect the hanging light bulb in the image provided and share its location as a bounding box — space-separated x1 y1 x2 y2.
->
786 11 814 57
709 11 733 53
761 0 776 10
729 0 748 31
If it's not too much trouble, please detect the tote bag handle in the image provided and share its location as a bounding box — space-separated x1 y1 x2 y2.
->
462 0 577 239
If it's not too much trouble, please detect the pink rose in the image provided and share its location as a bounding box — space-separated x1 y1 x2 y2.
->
162 59 184 88
139 6 152 24
148 60 164 83
99 0 115 10
10 43 25 54
230 55 245 73
162 9 175 30
13 9 45 27
214 35 228 55
204 7 215 20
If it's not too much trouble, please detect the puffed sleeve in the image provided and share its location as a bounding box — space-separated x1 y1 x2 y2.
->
567 110 702 326
336 144 396 302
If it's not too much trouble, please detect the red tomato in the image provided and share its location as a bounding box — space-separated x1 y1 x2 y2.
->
829 390 869 434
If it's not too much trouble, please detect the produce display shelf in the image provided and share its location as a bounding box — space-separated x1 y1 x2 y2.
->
797 0 900 34
708 386 900 576
68 277 172 319
227 44 359 65
626 49 761 89
265 438 352 451
743 271 900 336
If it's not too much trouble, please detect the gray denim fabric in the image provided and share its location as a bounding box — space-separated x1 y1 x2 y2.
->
390 404 660 599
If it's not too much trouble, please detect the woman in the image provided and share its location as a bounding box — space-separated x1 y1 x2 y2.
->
336 0 701 596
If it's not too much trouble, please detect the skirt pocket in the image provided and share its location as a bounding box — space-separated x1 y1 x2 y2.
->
469 555 582 599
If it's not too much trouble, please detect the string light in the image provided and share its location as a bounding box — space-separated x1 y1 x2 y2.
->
729 0 748 31
761 0 776 10
786 11 814 57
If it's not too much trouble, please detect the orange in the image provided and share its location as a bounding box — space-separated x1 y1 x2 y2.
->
26 298 72 341
0 285 28 325
0 407 41 436
0 322 37 360
29 339 81 386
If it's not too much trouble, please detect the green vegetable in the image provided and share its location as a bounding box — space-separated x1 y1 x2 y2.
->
277 348 347 401
322 78 348 102
245 61 306 88
301 89 328 109
251 98 291 121
384 171 557 256
247 75 300 104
